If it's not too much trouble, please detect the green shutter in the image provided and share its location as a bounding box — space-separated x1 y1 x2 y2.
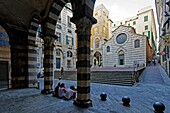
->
148 31 150 39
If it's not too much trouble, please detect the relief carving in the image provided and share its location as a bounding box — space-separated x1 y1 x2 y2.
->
43 37 55 48
76 16 93 35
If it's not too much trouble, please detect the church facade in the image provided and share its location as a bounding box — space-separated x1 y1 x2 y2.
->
102 25 152 68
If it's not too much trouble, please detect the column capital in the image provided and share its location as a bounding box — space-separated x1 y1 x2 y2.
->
43 36 55 48
73 16 95 35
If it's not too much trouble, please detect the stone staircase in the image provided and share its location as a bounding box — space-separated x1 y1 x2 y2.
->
54 71 135 86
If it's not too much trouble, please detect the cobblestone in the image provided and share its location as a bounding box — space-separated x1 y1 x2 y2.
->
0 64 170 113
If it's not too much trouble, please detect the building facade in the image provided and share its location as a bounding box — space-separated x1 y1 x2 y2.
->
37 3 77 72
91 4 113 67
112 6 157 60
155 0 170 76
102 25 152 68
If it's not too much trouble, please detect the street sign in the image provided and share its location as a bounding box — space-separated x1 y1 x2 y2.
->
37 62 40 67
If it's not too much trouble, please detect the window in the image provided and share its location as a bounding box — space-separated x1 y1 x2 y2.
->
67 16 71 27
68 29 72 33
145 25 148 30
133 21 136 25
103 11 106 16
116 33 127 44
107 46 110 52
67 51 72 57
66 35 73 45
94 27 98 34
128 23 130 26
56 24 61 29
134 39 140 48
95 38 99 48
37 25 42 37
144 16 148 22
118 50 124 65
120 22 122 25
56 32 61 42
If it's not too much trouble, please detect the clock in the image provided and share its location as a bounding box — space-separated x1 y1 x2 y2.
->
116 33 127 44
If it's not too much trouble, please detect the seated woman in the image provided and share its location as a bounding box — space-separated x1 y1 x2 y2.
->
53 82 61 97
58 83 66 98
64 86 76 100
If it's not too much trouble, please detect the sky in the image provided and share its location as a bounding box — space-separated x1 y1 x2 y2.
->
94 0 154 22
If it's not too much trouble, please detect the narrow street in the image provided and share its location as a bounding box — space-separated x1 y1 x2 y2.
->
140 63 164 84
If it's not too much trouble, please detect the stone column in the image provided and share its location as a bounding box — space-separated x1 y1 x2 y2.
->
73 16 93 108
9 29 28 88
41 37 54 94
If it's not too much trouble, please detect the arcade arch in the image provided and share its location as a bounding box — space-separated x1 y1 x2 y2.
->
0 0 97 108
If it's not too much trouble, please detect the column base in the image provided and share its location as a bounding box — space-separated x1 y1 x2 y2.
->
73 99 92 108
41 89 53 94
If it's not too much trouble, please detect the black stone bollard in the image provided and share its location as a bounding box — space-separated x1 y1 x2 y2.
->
122 96 130 106
153 102 165 113
100 92 107 101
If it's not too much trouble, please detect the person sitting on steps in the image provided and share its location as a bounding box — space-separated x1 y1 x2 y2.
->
52 82 61 97
64 86 76 100
58 83 66 98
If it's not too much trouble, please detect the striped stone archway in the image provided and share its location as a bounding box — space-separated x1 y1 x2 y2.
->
27 15 41 87
0 0 97 108
40 0 97 107
40 0 69 94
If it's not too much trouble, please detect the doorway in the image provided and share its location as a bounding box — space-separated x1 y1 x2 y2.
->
0 61 8 89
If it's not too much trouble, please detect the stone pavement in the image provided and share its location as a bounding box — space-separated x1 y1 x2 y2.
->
0 64 170 113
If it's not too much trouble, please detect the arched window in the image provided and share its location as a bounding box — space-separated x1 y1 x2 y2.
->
107 46 110 52
95 38 99 48
67 51 72 57
134 39 140 48
118 50 125 65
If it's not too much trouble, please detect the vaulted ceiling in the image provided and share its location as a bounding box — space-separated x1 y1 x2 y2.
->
0 0 52 30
